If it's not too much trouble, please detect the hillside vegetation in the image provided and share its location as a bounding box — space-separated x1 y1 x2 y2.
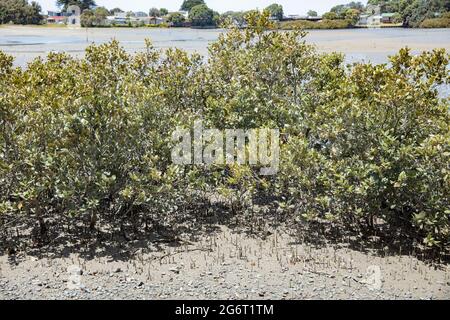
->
279 19 352 30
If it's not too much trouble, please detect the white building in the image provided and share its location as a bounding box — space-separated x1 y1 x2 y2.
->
135 11 148 18
358 5 383 27
66 5 81 27
106 11 154 26
368 15 382 25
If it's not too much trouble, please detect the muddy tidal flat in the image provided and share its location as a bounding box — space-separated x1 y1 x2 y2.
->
1 26 449 67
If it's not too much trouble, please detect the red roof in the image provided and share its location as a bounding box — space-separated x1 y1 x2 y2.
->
47 16 66 21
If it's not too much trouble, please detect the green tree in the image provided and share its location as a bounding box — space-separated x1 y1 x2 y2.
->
401 0 449 27
180 0 205 12
110 7 123 14
56 0 96 11
160 8 169 16
167 12 186 27
265 3 283 20
367 0 450 26
80 8 94 27
220 11 248 27
80 6 108 27
189 4 215 27
0 0 42 24
149 7 160 17
307 10 318 17
347 1 365 11
322 12 338 20
330 4 347 16
331 2 364 19
345 8 360 25
27 1 42 24
93 6 108 24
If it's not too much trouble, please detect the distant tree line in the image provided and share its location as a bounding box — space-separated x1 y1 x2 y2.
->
0 0 42 24
367 0 450 27
56 0 96 11
2 0 448 28
80 6 108 27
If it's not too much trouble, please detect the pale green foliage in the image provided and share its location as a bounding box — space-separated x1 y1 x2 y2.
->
0 41 201 232
0 12 448 250
281 48 449 247
265 3 283 21
188 4 216 27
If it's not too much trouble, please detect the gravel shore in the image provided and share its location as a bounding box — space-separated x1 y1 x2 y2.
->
1 226 449 300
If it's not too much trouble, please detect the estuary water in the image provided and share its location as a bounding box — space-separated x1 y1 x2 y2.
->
1 26 449 67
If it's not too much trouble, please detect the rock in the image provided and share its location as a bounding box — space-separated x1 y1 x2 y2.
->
169 267 180 274
32 279 42 286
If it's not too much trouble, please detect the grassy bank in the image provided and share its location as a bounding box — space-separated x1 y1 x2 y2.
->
279 19 353 30
420 17 450 28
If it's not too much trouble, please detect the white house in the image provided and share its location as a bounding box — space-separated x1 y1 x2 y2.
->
368 15 382 26
381 13 397 23
106 11 154 26
148 16 165 25
358 14 369 25
358 14 382 26
358 5 383 26
66 5 81 27
135 11 148 18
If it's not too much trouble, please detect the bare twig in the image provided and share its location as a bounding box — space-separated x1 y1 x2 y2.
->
156 248 213 262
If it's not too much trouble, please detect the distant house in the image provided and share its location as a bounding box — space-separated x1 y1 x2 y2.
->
358 5 385 26
46 10 67 24
381 13 397 23
285 14 302 20
358 14 369 25
135 11 148 18
47 11 63 17
47 15 66 24
46 6 80 26
361 13 398 26
306 16 322 21
106 11 155 26
368 15 382 25
106 12 128 25
148 16 165 25
106 16 126 25
66 5 81 27
358 14 382 26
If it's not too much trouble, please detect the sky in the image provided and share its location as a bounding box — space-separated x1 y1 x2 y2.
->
36 0 368 15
